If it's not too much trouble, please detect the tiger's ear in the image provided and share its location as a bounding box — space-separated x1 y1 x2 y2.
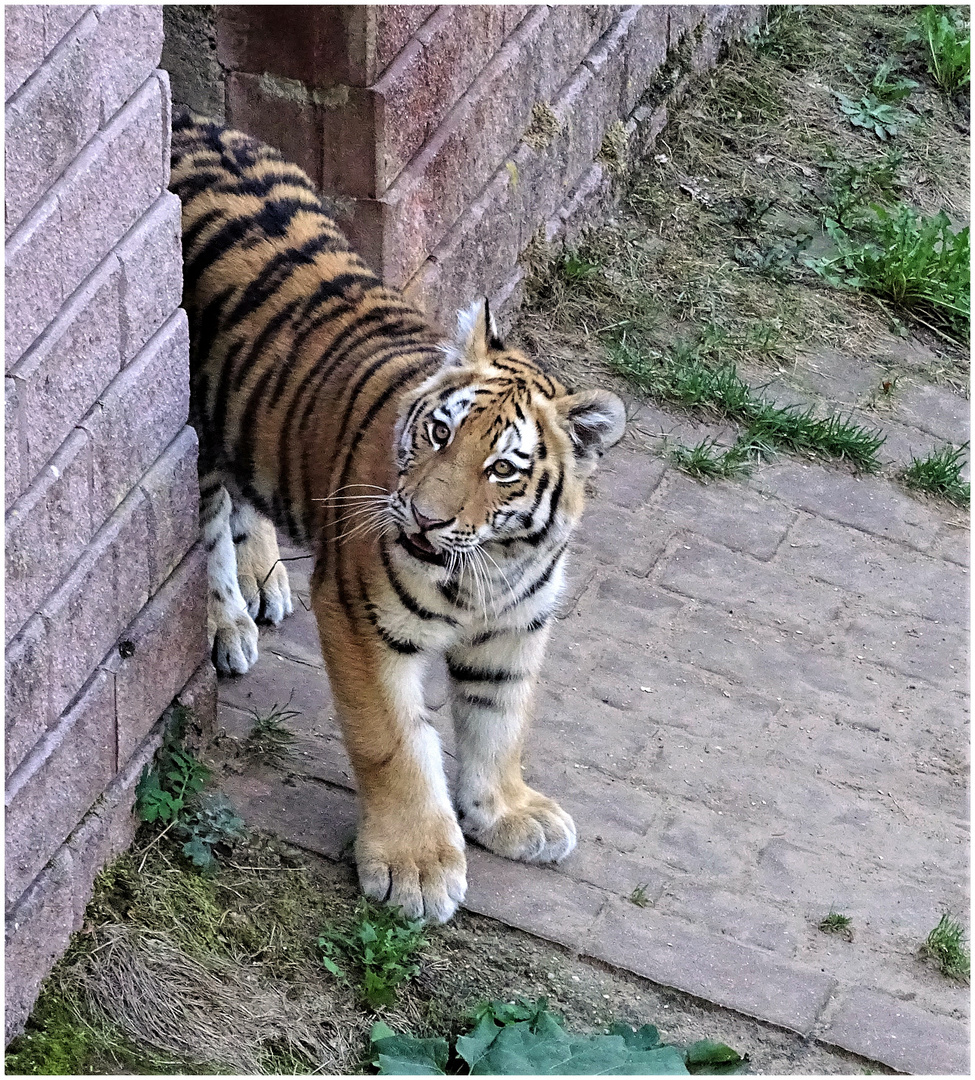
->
558 389 627 472
442 297 505 365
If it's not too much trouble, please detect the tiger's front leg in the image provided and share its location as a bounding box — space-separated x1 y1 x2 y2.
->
447 625 576 863
312 591 467 922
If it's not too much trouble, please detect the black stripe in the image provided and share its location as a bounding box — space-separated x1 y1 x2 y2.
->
447 662 524 683
184 213 259 283
504 545 566 610
379 543 458 624
462 692 499 709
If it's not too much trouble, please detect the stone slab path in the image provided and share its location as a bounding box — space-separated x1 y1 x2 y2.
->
215 423 969 1075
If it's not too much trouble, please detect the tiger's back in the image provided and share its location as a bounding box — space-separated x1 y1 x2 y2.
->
171 113 443 549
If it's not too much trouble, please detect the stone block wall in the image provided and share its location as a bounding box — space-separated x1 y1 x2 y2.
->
5 5 212 1042
165 4 762 330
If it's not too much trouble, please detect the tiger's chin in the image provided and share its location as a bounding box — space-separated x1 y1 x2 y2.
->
396 530 448 566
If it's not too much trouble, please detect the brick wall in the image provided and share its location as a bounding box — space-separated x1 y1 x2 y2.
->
165 4 762 329
4 6 212 1042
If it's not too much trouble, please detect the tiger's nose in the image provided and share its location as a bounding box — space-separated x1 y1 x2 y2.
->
413 506 453 530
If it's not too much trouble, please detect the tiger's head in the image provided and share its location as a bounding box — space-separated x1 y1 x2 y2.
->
387 299 625 567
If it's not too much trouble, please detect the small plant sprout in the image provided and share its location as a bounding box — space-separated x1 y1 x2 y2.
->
819 910 853 939
915 5 971 95
668 438 752 481
902 443 971 506
629 883 652 908
245 699 300 766
319 900 428 1009
920 912 971 982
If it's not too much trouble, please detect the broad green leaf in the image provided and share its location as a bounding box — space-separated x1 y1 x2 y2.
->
456 1015 501 1068
370 1027 448 1076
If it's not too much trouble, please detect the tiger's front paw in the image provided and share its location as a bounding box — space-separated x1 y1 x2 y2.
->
355 813 467 923
239 558 293 626
459 787 576 864
208 606 259 676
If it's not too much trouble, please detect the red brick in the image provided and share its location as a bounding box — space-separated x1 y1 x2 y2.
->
41 486 152 731
4 850 76 1043
79 310 190 531
114 545 207 765
5 669 116 909
8 254 122 486
140 426 200 594
5 428 93 646
117 192 185 363
5 617 52 779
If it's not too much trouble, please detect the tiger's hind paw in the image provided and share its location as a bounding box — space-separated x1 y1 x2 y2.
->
460 789 576 864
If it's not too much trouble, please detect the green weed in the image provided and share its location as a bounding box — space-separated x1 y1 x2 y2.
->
369 998 746 1075
812 204 970 340
135 706 244 871
920 913 971 981
319 900 428 1009
818 910 853 936
244 701 299 766
834 59 918 140
915 5 971 94
606 334 885 471
818 149 904 228
628 883 652 908
901 443 970 506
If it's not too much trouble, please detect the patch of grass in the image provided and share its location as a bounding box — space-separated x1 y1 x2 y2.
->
607 333 886 471
319 900 429 1009
668 438 752 481
819 911 853 937
628 883 652 908
244 700 299 767
914 5 971 95
812 204 970 341
901 443 970 506
818 148 905 228
920 912 971 981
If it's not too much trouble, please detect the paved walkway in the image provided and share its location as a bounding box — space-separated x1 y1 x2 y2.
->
215 390 969 1075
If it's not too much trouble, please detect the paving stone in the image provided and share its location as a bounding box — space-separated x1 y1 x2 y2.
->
462 847 607 948
820 987 970 1075
591 445 668 510
750 459 942 551
584 900 836 1035
893 380 970 447
652 470 796 559
779 514 969 625
571 503 668 575
657 537 841 636
655 883 802 955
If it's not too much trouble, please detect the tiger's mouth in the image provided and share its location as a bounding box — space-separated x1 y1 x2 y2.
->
397 531 447 567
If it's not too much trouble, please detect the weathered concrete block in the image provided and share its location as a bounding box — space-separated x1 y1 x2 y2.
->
4 6 89 101
9 254 122 486
5 616 51 779
5 72 167 365
117 192 185 363
4 850 75 1044
4 8 162 236
79 309 190 530
373 5 439 76
140 426 200 595
5 428 93 646
114 544 207 766
5 377 24 510
41 486 152 732
5 669 116 910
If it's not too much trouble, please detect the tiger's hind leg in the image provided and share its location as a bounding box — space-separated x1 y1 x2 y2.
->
201 477 259 675
229 501 293 626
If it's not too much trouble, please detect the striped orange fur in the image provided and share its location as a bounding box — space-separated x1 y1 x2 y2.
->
171 115 625 921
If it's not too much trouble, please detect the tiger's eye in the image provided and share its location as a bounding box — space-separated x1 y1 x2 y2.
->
430 421 451 446
491 460 517 478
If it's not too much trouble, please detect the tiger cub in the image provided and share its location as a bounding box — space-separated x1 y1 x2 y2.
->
170 114 626 922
